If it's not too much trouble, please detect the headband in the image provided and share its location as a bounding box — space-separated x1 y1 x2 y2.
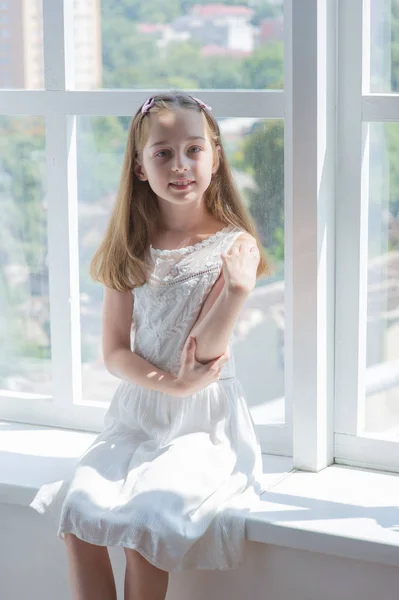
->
141 95 212 116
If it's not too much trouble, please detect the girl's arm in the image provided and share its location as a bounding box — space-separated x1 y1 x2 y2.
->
106 348 178 393
102 286 177 394
186 233 255 364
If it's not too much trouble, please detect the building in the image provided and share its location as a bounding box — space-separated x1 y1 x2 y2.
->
172 3 256 53
0 0 102 90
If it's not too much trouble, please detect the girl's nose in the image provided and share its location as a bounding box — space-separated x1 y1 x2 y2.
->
172 152 189 172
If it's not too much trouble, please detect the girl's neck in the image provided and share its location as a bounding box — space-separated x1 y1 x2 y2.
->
150 218 227 250
158 214 221 235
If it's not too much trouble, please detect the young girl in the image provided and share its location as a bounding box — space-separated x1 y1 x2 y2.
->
31 91 272 600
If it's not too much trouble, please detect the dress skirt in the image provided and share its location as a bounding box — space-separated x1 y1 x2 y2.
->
30 376 265 573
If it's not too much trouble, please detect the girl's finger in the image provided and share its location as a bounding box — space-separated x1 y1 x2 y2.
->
211 359 223 372
183 337 194 357
188 337 196 357
208 357 220 369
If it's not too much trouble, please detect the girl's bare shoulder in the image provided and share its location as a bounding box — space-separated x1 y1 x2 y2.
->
228 231 257 249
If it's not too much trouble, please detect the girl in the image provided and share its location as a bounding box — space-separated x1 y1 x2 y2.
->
31 91 272 600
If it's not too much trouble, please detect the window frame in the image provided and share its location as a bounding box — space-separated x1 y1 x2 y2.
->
0 0 291 455
1 0 398 473
335 0 399 472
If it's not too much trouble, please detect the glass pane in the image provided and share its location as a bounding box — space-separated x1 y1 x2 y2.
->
79 0 283 90
77 116 127 404
370 0 399 93
365 122 399 435
78 116 285 425
226 118 285 424
4 1 283 91
0 0 44 90
0 116 51 394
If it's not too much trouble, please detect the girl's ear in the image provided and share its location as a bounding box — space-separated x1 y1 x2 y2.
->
134 159 148 182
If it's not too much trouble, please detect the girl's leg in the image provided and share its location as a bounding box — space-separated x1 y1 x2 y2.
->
123 547 169 600
64 533 117 600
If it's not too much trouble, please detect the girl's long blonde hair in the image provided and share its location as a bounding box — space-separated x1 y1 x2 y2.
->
90 90 273 291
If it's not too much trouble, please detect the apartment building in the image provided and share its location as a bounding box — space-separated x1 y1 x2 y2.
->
0 0 102 89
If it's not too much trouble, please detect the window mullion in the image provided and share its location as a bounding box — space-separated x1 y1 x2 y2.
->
291 0 336 471
283 0 293 436
43 0 82 411
335 0 369 436
0 90 284 119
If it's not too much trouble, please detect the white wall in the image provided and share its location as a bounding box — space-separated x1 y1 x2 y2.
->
2 502 399 600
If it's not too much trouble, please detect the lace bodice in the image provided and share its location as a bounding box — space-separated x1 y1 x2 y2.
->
131 224 245 379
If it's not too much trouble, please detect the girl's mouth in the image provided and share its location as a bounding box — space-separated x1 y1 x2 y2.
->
169 181 195 191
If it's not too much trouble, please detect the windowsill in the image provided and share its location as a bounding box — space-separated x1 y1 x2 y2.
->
1 421 399 568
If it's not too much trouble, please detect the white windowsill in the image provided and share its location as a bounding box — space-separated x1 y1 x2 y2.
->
1 421 399 568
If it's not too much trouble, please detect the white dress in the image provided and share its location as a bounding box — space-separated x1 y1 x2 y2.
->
30 224 266 573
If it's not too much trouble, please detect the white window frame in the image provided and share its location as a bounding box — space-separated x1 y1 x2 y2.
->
1 0 397 473
335 0 399 473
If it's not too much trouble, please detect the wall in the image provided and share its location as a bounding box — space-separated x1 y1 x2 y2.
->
1 503 399 600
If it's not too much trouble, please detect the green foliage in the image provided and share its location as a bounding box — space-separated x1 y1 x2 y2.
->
239 121 284 255
0 116 46 271
386 123 399 216
102 0 181 24
12 339 51 360
250 1 281 24
273 226 284 261
101 1 284 90
242 42 284 89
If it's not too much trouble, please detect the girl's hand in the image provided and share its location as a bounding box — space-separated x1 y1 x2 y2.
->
221 237 260 294
174 337 231 397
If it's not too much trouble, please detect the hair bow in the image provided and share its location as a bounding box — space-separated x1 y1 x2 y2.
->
188 96 212 112
140 95 212 116
141 97 155 115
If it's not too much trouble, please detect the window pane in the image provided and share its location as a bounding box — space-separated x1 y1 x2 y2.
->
0 116 51 394
6 1 283 91
370 0 399 93
0 0 44 90
77 116 126 404
78 0 283 90
78 116 285 425
365 122 399 435
230 119 285 425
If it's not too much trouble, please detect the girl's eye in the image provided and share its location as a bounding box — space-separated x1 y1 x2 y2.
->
155 146 202 158
155 150 168 158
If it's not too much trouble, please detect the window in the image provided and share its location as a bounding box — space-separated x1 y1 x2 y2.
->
0 0 43 90
0 0 398 473
335 0 399 471
0 116 50 396
94 2 283 90
76 117 285 438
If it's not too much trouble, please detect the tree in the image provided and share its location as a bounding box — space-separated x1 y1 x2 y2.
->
231 121 284 258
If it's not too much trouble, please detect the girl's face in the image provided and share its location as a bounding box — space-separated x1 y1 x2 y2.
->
134 107 220 206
